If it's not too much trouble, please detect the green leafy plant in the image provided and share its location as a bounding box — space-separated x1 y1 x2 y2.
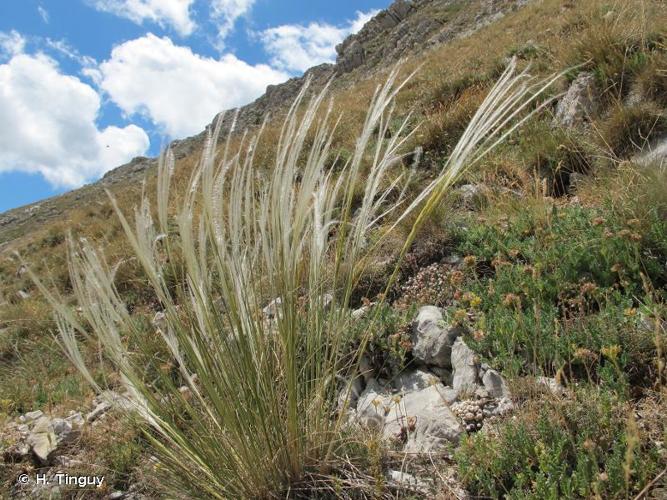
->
456 388 663 499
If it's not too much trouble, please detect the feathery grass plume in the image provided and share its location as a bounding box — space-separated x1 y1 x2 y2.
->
31 59 560 498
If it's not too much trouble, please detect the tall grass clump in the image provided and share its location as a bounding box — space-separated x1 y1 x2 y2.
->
30 61 560 498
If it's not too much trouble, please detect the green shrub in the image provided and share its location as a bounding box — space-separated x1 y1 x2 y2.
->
456 389 664 499
447 202 665 383
347 302 415 379
104 438 144 489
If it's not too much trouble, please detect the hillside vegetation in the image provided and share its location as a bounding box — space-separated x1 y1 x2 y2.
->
1 0 666 498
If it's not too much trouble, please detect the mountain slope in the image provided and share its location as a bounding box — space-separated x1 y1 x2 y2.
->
1 0 666 497
0 0 528 246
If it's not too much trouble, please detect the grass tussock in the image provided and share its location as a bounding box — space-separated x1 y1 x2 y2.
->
565 1 664 102
2 0 666 497
28 62 558 498
597 101 667 159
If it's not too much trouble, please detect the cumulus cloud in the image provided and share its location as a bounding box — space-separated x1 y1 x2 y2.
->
260 10 379 74
90 33 288 137
89 0 196 36
0 51 149 187
0 30 26 61
211 0 255 42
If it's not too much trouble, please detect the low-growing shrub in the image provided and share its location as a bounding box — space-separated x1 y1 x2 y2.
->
456 389 664 499
447 201 665 383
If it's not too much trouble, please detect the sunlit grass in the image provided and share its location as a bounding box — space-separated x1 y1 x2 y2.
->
29 60 560 497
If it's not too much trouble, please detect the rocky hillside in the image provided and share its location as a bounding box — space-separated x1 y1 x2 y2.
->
1 0 667 498
0 0 529 246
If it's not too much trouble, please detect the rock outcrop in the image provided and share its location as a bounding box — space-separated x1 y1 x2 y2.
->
343 305 513 453
411 305 464 368
5 410 84 465
635 135 667 168
336 0 531 75
357 378 464 452
553 72 598 128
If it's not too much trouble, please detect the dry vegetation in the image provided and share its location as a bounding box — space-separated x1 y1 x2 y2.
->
1 0 666 498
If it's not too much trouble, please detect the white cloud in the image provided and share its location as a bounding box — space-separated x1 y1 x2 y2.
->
260 10 379 74
90 0 196 36
45 38 98 72
211 0 255 42
0 30 26 61
37 5 50 24
0 52 149 188
91 33 288 138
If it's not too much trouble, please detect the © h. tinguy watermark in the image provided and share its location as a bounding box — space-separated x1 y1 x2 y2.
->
17 472 105 489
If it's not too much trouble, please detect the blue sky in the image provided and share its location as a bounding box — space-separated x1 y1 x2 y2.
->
0 0 389 212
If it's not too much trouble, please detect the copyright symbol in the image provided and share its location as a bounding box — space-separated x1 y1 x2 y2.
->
17 474 29 484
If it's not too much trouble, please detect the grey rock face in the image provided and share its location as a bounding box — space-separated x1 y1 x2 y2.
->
337 39 366 73
553 72 598 128
320 292 334 310
101 156 156 185
335 0 416 72
26 417 57 463
451 338 479 396
347 311 516 449
482 369 510 398
393 369 440 392
457 183 490 209
337 376 365 414
86 402 112 423
335 0 523 76
50 418 73 440
262 297 283 319
25 413 81 464
429 366 453 385
65 411 85 427
86 390 134 422
393 385 464 452
21 410 44 423
386 470 431 493
351 305 370 320
357 378 463 452
152 311 167 332
356 379 392 430
411 306 463 368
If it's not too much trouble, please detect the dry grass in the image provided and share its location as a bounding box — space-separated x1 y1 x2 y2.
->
1 0 666 497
